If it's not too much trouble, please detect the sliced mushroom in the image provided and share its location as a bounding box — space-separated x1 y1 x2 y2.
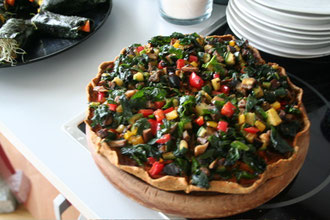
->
143 128 153 143
114 95 121 103
108 139 127 147
209 159 219 169
181 66 199 72
107 81 116 89
102 116 113 126
194 142 209 156
183 130 190 142
148 53 158 60
259 130 271 148
213 50 224 62
238 99 246 108
97 129 108 139
93 86 108 92
270 79 281 89
197 137 208 145
235 82 247 96
125 90 137 98
149 71 161 82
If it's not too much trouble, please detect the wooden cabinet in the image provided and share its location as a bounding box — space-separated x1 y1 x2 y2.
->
0 133 80 220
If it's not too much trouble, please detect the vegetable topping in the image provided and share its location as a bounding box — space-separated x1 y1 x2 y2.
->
88 33 303 189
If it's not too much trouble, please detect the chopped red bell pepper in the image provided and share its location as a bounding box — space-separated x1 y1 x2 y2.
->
244 127 260 133
147 157 156 165
154 101 165 109
176 59 185 69
195 116 204 126
221 101 236 117
138 109 154 117
163 107 174 114
154 109 165 122
213 73 220 78
137 46 144 53
280 101 287 110
220 85 230 95
97 92 106 103
108 103 118 111
189 55 198 62
156 134 171 144
217 121 228 132
148 119 158 135
189 72 204 89
149 161 164 176
158 60 166 69
6 0 15 6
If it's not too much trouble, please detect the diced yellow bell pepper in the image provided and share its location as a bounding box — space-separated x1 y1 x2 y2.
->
129 135 144 145
179 140 188 150
255 120 266 132
206 121 218 128
271 101 281 110
115 124 125 133
166 110 179 121
245 132 257 143
131 127 138 135
238 114 245 125
116 105 123 113
190 61 198 67
211 78 221 91
229 40 236 47
133 72 144 81
112 77 123 86
162 152 176 160
245 112 256 126
267 108 282 126
173 40 184 49
272 63 279 69
124 130 134 140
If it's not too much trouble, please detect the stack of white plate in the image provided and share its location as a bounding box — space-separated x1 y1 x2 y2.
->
226 0 330 58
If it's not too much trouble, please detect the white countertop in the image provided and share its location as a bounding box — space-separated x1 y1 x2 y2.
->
0 0 226 218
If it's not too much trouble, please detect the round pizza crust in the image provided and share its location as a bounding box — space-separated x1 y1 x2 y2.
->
86 124 310 218
85 34 311 217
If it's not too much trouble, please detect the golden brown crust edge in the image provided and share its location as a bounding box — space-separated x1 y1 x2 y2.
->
85 34 310 194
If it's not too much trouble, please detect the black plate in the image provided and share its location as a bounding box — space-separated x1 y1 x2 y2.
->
0 0 112 68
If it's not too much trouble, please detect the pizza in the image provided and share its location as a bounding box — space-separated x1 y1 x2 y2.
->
86 33 310 194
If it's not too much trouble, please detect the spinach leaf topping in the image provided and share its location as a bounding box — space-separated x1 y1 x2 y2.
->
121 144 161 166
270 126 294 154
91 104 111 127
177 95 196 117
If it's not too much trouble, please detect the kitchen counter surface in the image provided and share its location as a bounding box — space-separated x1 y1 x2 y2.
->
0 0 227 219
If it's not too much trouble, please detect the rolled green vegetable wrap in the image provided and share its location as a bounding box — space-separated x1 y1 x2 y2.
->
39 0 108 15
31 11 93 39
0 18 36 64
3 0 39 19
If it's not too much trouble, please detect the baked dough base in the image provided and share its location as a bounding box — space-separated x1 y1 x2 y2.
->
87 125 310 218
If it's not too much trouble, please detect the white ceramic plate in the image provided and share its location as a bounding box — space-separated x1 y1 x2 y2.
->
248 0 330 26
235 0 330 31
253 0 330 15
229 0 330 48
231 0 330 36
226 4 330 58
230 0 330 42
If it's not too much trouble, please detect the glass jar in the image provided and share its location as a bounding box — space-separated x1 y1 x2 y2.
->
159 0 213 25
